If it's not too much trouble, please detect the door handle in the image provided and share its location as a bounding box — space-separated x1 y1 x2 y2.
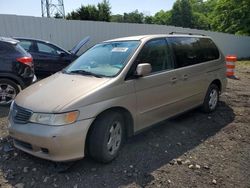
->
171 77 178 84
182 74 188 80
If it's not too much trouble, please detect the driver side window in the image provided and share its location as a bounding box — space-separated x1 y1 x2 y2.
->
136 38 172 73
37 42 58 55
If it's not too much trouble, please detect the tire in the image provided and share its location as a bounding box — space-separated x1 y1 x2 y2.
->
88 111 125 163
202 84 219 113
0 79 20 106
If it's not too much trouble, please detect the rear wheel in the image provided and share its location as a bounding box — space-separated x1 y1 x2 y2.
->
0 79 20 106
202 84 219 113
88 111 125 163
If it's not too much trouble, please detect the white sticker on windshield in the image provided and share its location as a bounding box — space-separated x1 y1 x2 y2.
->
111 47 128 52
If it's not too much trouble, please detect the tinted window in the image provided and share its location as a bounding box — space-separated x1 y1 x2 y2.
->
169 37 220 68
37 42 58 55
0 42 26 56
0 42 13 54
19 40 32 51
199 38 220 62
168 37 201 68
136 39 172 73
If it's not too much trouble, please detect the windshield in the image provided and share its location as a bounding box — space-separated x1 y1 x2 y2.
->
65 41 140 77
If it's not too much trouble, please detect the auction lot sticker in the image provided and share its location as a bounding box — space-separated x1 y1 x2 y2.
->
111 47 128 52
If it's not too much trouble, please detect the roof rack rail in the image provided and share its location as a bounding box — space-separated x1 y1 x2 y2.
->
169 32 206 36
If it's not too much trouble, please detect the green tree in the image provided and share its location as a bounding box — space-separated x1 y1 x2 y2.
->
144 16 153 24
212 0 250 35
66 0 111 22
170 0 194 28
54 12 63 19
152 10 171 25
123 10 144 23
80 5 99 20
65 0 250 36
203 0 218 15
189 0 215 30
192 12 210 30
190 0 206 13
97 0 111 22
66 5 99 20
111 14 124 22
66 10 80 20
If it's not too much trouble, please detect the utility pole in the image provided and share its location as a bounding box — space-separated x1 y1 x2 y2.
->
41 0 65 18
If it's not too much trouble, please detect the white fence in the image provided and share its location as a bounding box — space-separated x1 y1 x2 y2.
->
1 14 250 58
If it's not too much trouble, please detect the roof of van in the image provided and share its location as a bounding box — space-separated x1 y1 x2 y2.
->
105 34 210 42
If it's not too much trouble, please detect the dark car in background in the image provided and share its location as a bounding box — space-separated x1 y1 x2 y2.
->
14 37 90 77
0 37 36 106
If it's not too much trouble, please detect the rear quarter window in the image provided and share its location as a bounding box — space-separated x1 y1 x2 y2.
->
168 37 220 68
199 38 220 62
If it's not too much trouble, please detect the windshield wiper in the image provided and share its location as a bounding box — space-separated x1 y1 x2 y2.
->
67 70 102 78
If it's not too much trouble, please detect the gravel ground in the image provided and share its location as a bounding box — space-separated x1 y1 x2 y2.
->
0 61 249 188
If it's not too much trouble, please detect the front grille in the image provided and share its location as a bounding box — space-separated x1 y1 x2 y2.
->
12 103 32 124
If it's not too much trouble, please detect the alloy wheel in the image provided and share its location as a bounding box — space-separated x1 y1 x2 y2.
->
208 89 218 110
107 121 122 155
0 84 17 105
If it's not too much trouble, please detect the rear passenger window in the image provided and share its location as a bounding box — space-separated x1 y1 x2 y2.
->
168 37 200 68
169 37 220 68
199 38 220 62
136 39 173 73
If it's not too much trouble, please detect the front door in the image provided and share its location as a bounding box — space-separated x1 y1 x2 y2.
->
133 38 184 131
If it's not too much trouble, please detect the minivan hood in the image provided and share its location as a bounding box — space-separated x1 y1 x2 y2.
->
15 72 110 112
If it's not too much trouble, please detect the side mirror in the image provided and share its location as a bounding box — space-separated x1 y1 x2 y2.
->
136 63 152 77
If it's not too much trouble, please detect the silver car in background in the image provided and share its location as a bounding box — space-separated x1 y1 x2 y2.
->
8 34 227 163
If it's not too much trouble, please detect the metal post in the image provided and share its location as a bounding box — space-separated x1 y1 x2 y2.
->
41 0 65 18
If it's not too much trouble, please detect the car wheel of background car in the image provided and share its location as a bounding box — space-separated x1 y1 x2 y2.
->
88 111 125 163
0 79 20 106
202 84 219 113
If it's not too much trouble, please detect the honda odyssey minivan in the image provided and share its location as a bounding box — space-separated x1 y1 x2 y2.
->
8 34 227 163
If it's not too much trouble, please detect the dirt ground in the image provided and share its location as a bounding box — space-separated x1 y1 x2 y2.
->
0 61 249 188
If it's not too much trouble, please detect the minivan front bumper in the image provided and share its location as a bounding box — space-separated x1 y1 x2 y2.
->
8 118 93 162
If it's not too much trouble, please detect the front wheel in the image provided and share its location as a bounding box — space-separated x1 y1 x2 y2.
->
88 112 125 163
0 79 20 106
202 84 219 113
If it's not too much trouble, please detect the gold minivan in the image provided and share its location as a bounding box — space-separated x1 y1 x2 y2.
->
8 34 227 163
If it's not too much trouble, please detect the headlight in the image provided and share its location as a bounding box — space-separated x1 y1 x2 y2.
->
29 111 79 126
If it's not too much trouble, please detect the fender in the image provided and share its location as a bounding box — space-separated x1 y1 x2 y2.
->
0 73 26 89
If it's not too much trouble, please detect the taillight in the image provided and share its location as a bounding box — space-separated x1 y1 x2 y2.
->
16 57 33 66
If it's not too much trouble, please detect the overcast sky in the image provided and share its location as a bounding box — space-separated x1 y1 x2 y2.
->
0 0 176 17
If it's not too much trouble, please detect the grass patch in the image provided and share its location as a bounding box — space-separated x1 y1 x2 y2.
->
237 61 250 67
